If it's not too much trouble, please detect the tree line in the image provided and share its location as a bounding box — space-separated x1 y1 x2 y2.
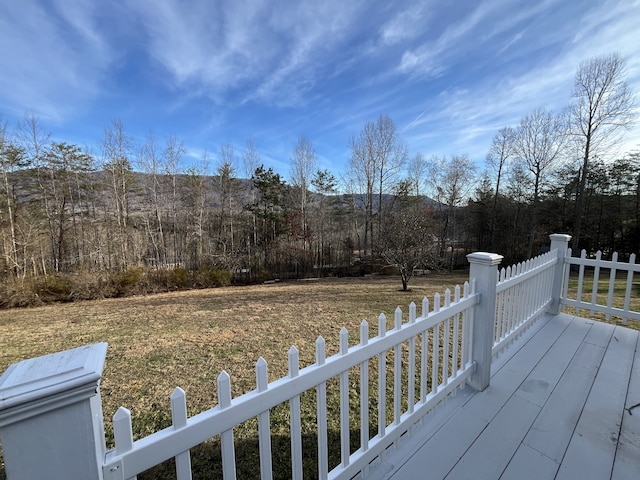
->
0 53 637 301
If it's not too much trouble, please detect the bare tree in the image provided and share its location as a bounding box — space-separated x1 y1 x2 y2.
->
348 124 376 257
183 163 210 269
407 152 428 196
163 135 186 265
514 108 567 257
486 127 516 250
348 115 407 257
102 119 134 269
373 115 407 247
215 142 238 255
380 182 438 291
17 114 50 164
17 114 51 273
137 133 166 266
570 53 637 249
427 154 477 270
0 119 29 275
290 135 317 265
242 138 261 255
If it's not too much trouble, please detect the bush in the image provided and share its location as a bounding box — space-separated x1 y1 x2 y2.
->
0 265 233 309
111 267 145 297
168 267 190 289
0 283 41 308
193 268 231 288
148 267 190 291
32 275 74 301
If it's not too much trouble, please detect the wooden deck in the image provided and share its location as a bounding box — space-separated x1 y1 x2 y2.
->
370 313 640 480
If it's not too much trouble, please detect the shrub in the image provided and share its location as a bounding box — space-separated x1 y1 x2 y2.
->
32 274 74 301
147 267 191 291
111 267 145 297
66 271 110 301
0 282 41 308
193 267 231 288
167 267 190 289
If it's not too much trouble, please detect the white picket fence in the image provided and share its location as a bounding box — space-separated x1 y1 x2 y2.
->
2 234 638 480
561 249 639 323
103 282 479 480
492 249 559 357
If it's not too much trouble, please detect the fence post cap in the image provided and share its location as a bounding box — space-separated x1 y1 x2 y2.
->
549 233 572 242
0 343 107 426
466 252 503 266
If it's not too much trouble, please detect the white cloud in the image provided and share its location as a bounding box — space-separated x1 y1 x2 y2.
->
0 0 115 121
379 1 432 46
394 1 503 78
128 0 369 107
394 0 640 162
498 29 526 54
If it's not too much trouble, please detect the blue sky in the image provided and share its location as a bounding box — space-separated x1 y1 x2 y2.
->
1 0 639 181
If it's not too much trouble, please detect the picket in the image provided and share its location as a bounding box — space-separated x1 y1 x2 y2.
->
218 372 236 480
359 320 370 454
256 358 272 480
170 388 191 480
316 336 329 480
607 252 619 319
339 328 350 468
288 347 303 479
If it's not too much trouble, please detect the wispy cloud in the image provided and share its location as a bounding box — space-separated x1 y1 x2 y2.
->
498 29 526 54
379 1 432 46
0 0 637 177
0 0 115 121
395 0 640 161
128 0 369 108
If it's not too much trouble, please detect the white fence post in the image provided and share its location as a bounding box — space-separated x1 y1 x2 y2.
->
0 343 108 480
467 252 503 391
549 234 572 315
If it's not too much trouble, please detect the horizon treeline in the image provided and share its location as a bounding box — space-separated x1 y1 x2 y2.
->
1 53 639 303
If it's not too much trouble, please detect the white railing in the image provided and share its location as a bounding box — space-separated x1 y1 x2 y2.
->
492 249 558 357
561 249 639 323
102 284 478 480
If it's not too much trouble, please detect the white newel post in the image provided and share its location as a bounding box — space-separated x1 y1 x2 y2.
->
549 233 571 315
466 252 503 391
0 343 108 480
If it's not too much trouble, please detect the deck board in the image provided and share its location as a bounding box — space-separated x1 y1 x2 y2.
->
380 313 640 480
517 321 611 467
384 314 568 479
517 340 605 466
557 325 637 480
611 330 640 480
445 394 541 479
451 316 593 479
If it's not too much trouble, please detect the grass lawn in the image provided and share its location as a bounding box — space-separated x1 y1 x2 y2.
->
1 270 636 479
0 273 468 479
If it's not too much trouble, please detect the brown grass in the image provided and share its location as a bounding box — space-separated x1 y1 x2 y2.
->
0 273 468 479
4 270 636 479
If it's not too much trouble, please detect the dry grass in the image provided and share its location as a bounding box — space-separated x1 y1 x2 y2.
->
0 273 468 479
2 270 638 479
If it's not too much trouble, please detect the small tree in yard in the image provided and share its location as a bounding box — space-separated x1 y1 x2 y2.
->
380 182 438 291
